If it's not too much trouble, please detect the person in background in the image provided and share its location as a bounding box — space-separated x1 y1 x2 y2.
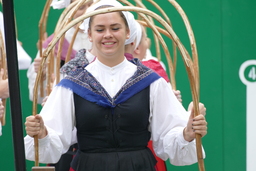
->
24 1 207 171
27 1 94 170
0 10 32 99
126 21 181 103
0 10 32 135
27 0 94 104
142 38 183 103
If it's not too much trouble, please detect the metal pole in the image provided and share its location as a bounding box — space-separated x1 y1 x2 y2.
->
2 0 26 170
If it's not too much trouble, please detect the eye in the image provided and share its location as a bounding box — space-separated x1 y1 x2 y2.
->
96 29 104 32
78 5 86 10
112 27 120 31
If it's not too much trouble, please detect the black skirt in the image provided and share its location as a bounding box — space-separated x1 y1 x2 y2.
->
71 148 157 171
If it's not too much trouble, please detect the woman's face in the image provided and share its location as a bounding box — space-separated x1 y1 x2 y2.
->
137 26 148 60
88 12 130 59
72 0 93 19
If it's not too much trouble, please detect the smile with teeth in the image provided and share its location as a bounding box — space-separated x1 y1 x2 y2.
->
103 42 115 45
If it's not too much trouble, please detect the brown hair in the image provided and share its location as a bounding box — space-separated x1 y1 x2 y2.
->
88 5 129 30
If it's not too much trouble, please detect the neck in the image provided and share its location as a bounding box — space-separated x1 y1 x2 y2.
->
97 51 125 67
90 48 96 57
125 44 133 54
131 52 139 60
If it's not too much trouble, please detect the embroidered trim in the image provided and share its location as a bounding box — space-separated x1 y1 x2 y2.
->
60 49 89 75
57 58 160 107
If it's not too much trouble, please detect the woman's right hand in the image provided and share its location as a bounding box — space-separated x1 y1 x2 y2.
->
0 100 4 120
0 68 9 99
25 115 47 139
41 96 49 107
173 90 182 103
33 56 43 73
33 56 47 80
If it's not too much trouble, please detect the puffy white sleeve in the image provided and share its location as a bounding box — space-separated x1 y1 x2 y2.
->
26 51 46 104
149 78 205 166
16 40 32 70
24 85 76 163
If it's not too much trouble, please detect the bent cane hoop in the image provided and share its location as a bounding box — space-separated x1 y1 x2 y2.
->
120 0 177 89
34 5 204 171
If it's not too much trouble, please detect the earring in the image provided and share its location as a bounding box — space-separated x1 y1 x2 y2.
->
127 35 130 39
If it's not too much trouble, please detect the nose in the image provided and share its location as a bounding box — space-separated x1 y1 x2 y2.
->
104 29 113 39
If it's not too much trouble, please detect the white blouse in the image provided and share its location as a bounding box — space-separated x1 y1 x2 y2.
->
24 58 205 166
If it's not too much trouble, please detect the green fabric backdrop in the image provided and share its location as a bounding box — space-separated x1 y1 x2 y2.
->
0 0 255 170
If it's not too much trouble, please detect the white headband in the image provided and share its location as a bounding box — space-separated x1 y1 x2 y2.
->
134 21 142 50
51 0 71 9
125 11 136 45
79 0 136 45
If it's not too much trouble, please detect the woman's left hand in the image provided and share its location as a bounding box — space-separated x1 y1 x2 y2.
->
183 104 207 142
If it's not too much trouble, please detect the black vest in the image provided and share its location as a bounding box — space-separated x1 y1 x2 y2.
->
74 86 151 153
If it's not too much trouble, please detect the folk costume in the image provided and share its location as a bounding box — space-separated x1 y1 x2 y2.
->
24 57 204 170
25 1 205 170
61 51 168 171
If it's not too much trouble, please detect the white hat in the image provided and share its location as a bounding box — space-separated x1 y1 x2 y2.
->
134 21 142 50
79 0 136 45
50 0 71 9
125 11 137 45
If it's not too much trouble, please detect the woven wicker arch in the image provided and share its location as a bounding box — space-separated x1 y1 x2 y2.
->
33 5 204 171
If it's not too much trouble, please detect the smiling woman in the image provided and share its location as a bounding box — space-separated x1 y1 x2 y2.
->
88 9 130 67
24 1 207 171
